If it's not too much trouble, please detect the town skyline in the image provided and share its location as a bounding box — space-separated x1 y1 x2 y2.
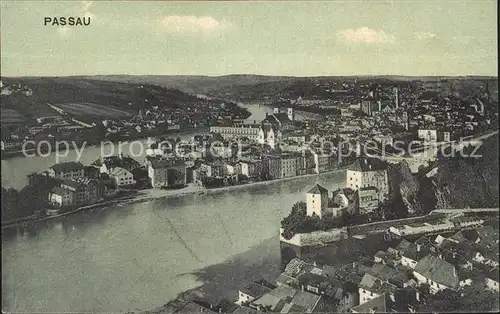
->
1 1 498 77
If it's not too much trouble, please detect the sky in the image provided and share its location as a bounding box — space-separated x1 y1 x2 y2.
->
1 0 498 77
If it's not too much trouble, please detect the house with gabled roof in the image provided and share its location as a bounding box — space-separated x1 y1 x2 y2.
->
413 254 461 293
393 238 433 269
237 282 272 305
358 273 397 305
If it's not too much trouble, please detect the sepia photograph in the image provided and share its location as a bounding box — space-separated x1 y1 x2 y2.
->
1 0 499 313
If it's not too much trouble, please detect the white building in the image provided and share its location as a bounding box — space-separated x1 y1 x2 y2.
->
258 125 281 149
485 269 499 292
306 184 329 219
236 282 272 305
109 167 136 187
48 187 74 207
209 123 262 141
417 128 438 142
346 158 388 198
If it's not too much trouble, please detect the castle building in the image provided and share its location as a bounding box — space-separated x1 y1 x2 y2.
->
346 158 389 201
306 184 329 218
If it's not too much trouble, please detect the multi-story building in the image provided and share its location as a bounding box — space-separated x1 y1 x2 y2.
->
147 158 187 188
417 128 452 143
346 158 389 199
98 154 141 174
280 153 300 178
200 161 227 178
61 180 86 205
209 123 262 141
266 155 282 179
312 150 337 174
48 187 74 207
47 161 85 180
240 159 266 178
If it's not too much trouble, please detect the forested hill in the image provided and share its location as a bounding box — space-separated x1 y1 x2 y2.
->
432 133 499 209
0 77 203 124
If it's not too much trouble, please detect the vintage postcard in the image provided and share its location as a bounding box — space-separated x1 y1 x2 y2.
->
1 0 498 313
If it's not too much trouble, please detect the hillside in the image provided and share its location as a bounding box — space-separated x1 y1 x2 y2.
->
0 77 202 125
79 75 497 97
82 75 296 95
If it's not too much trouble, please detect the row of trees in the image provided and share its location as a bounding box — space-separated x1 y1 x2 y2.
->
377 133 499 221
416 282 499 312
1 175 61 222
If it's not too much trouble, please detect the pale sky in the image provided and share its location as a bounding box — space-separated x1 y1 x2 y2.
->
1 1 497 77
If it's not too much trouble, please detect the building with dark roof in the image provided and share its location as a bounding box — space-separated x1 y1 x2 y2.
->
99 154 141 174
358 273 397 305
346 158 388 207
393 238 432 269
146 157 187 188
261 108 295 132
47 161 85 180
413 254 461 292
237 282 272 305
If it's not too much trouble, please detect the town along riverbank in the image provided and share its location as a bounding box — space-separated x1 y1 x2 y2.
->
2 171 345 312
1 169 348 229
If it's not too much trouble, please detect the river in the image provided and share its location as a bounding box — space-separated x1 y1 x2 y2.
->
2 104 337 312
1 104 314 190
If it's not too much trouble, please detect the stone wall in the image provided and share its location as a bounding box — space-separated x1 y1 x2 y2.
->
279 227 348 247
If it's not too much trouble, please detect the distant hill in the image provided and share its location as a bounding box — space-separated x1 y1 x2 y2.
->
0 77 202 125
81 75 296 95
75 75 497 104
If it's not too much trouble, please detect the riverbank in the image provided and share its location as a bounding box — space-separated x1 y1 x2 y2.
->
2 167 348 230
0 127 211 160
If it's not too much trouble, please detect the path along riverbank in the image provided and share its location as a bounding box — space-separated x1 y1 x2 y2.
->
2 167 348 230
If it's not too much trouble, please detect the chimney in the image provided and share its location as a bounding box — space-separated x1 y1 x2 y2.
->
416 291 420 301
453 267 457 277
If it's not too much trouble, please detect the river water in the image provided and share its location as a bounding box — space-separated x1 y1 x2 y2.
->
1 104 312 190
1 104 341 312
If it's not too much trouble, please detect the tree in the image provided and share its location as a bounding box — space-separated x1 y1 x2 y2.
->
417 282 499 313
